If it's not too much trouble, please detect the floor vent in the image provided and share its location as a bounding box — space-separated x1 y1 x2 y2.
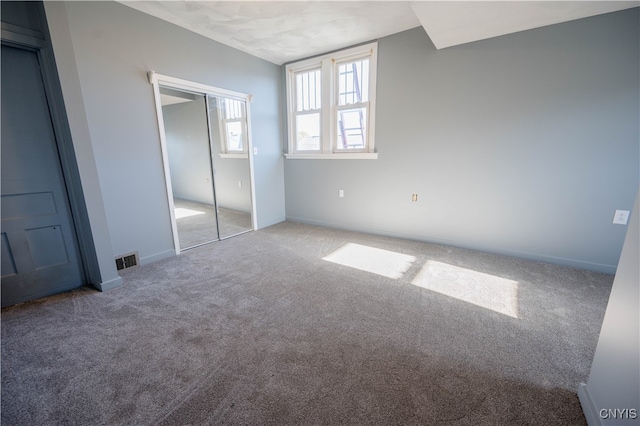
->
115 252 139 271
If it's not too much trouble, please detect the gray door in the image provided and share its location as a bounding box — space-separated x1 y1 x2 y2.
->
1 44 85 307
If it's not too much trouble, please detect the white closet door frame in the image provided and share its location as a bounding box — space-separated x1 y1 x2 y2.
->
148 71 258 254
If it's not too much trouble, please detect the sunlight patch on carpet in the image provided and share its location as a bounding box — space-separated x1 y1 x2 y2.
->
323 243 416 279
175 207 206 219
412 260 519 318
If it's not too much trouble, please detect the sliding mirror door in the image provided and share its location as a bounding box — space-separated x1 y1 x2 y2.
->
152 73 256 253
160 88 218 249
207 96 253 239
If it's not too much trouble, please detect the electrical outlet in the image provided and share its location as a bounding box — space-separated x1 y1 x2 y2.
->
253 147 258 155
238 181 242 188
339 189 344 198
613 210 630 225
412 194 418 202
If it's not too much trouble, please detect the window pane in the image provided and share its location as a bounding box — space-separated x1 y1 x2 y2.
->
296 69 321 112
224 98 244 120
337 107 366 150
338 59 369 106
225 121 243 151
296 113 320 151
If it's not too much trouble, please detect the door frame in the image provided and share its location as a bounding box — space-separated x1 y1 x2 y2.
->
1 21 100 289
148 71 258 255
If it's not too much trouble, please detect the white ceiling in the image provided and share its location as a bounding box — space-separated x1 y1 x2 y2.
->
120 1 639 65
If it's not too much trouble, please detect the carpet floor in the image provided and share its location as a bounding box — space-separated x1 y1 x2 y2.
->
174 198 252 249
1 221 613 425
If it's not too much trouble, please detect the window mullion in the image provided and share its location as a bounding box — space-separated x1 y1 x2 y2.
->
321 58 332 154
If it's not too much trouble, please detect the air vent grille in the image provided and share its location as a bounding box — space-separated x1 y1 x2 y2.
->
115 252 139 270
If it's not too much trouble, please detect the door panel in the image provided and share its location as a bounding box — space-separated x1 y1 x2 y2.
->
155 81 255 252
161 89 219 250
1 45 85 307
207 96 253 239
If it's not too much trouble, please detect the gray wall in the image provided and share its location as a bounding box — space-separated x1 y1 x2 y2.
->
579 190 639 425
284 9 640 273
211 157 253 213
163 97 215 205
45 1 285 265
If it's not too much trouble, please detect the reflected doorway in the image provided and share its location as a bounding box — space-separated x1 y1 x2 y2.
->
152 74 256 252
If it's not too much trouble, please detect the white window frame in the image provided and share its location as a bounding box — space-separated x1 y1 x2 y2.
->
217 97 249 159
285 42 378 160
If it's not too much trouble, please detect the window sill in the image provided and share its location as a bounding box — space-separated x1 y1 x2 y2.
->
284 153 378 160
219 153 248 159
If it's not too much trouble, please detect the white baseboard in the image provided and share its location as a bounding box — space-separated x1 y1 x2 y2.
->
257 215 286 230
578 382 602 426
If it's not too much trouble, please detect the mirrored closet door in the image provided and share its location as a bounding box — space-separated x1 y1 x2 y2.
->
153 74 255 253
206 95 253 240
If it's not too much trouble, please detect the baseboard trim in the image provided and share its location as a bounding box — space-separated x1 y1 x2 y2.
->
94 276 123 292
284 216 618 274
140 249 175 265
578 382 602 426
257 215 286 230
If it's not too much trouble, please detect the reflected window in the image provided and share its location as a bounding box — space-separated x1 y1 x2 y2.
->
218 98 247 156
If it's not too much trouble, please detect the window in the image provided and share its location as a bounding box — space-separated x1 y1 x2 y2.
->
336 59 369 151
285 43 378 159
218 97 248 157
294 68 322 151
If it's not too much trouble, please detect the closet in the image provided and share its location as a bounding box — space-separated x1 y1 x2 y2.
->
150 73 256 252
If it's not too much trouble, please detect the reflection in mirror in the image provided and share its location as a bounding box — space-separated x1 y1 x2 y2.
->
208 95 253 239
160 87 218 249
159 86 254 249
218 98 247 155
